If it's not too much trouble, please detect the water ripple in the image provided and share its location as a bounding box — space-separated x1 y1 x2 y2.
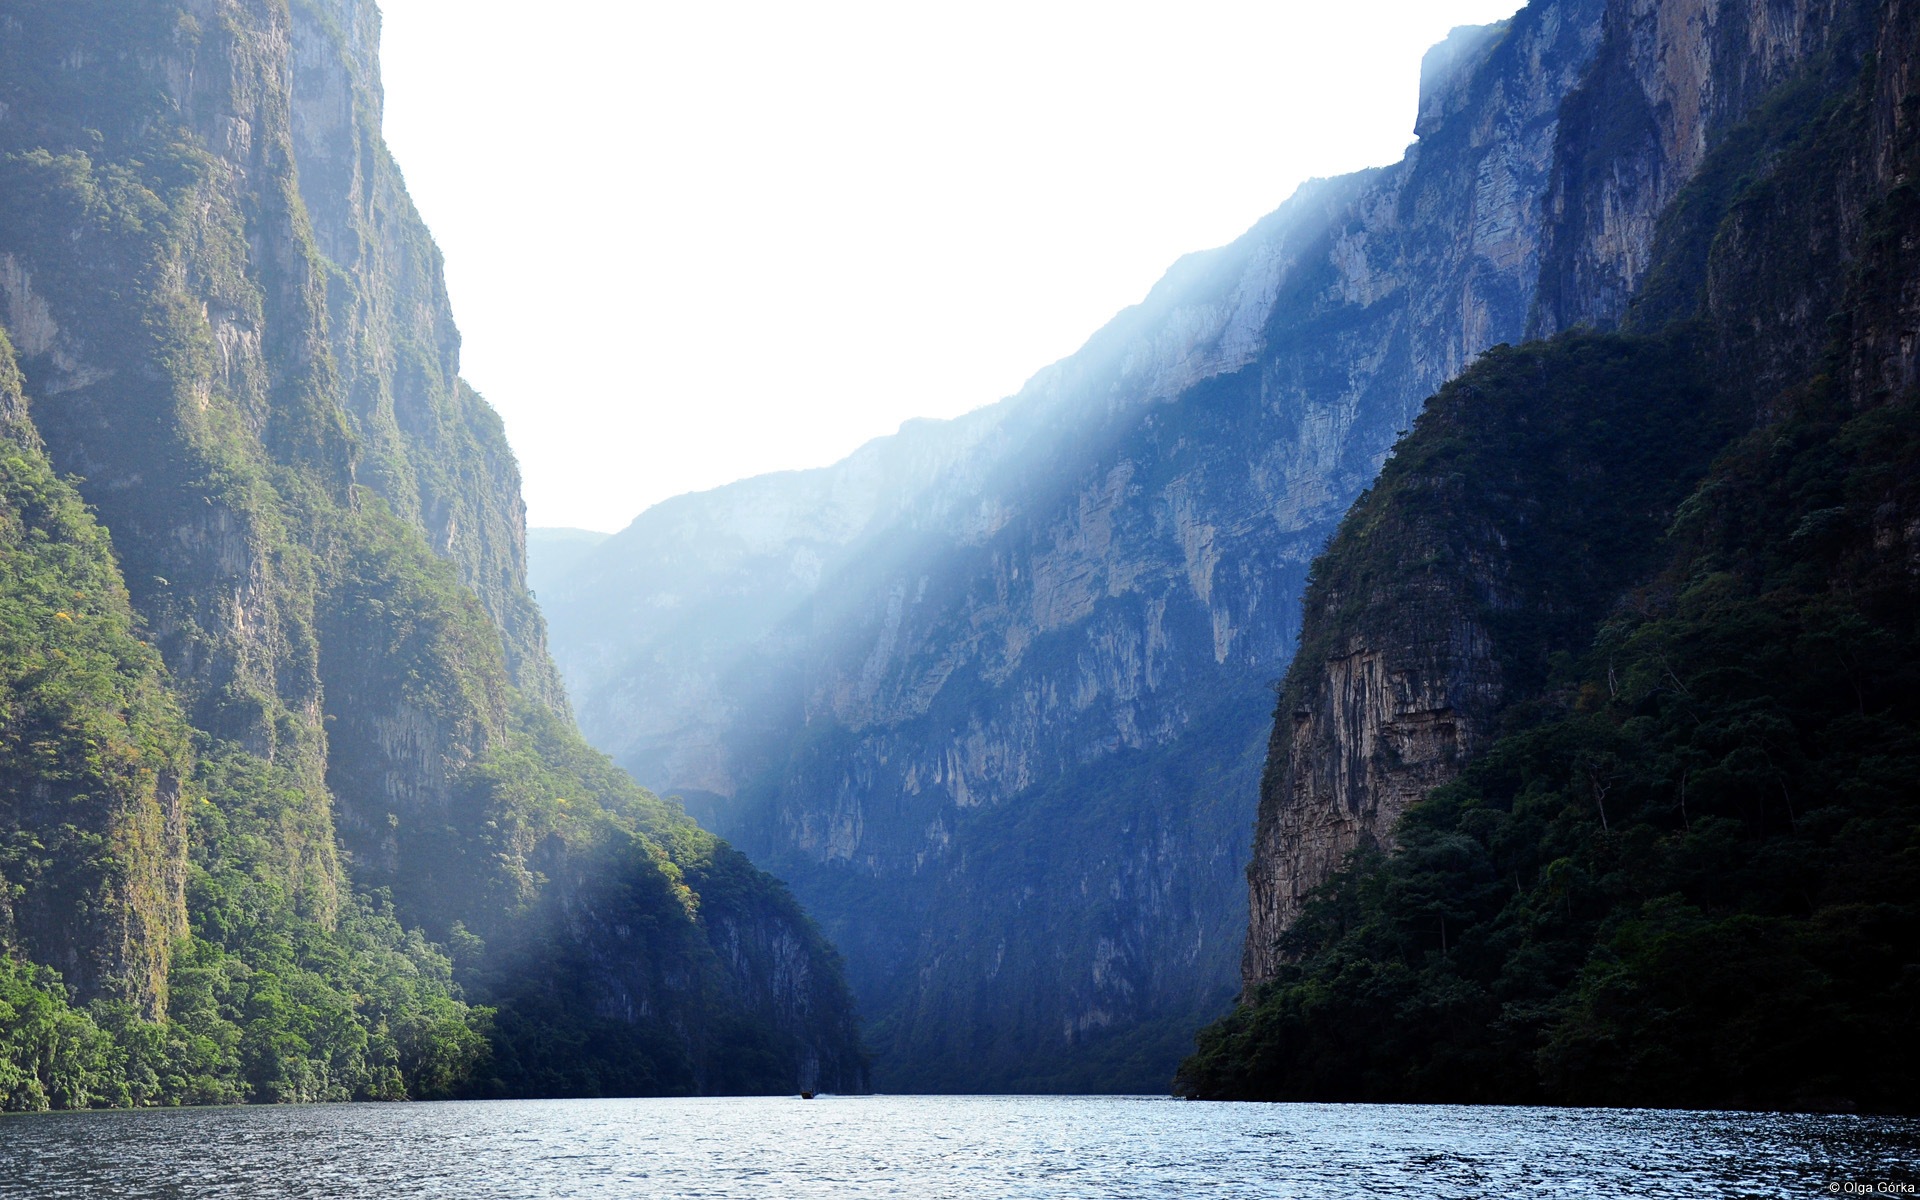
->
1 1096 1915 1199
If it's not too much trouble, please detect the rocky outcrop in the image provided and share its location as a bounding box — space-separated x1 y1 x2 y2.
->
1241 333 1721 987
0 0 862 1091
1190 0 1920 1107
0 331 189 1016
545 0 1610 1089
1534 0 1859 334
1244 0 1906 991
1245 636 1496 981
288 0 566 714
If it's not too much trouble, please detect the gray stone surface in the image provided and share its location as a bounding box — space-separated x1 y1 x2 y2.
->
543 0 1611 1089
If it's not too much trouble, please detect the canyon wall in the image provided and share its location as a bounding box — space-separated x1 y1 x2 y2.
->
544 0 1612 1089
1244 0 1903 987
0 0 862 1098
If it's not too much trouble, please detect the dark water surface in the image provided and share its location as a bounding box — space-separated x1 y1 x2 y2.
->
1 1095 1915 1198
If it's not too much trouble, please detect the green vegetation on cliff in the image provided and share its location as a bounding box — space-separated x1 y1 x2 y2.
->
0 329 491 1109
1182 15 1920 1110
1179 345 1920 1111
0 328 190 1017
0 0 863 1107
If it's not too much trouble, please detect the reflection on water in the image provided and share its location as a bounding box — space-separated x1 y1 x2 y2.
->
1 1095 1915 1198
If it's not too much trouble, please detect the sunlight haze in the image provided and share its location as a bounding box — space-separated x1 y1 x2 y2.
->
375 0 1526 531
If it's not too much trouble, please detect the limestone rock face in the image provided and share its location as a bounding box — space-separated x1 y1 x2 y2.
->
0 334 189 1017
0 0 351 927
288 0 567 714
1243 0 1901 992
1245 633 1497 980
1534 0 1857 334
545 0 1610 1088
0 0 864 1088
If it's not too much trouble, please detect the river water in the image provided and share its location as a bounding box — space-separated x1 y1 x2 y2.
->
1 1095 1914 1198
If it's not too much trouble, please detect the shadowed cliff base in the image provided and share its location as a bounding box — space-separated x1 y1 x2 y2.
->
1188 0 1920 1111
0 0 864 1107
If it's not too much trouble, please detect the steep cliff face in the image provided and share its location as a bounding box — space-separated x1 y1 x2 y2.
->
0 330 189 1015
1241 0 1892 989
1242 333 1727 983
545 0 1610 1089
286 0 565 714
1845 0 1920 406
0 0 862 1103
1189 0 1918 1109
1534 0 1859 334
0 0 348 923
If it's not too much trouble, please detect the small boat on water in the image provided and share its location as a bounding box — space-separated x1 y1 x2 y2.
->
800 1091 816 1100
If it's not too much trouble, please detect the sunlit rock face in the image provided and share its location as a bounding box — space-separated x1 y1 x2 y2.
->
288 0 568 716
1242 0 1897 993
544 0 1608 1089
0 0 865 1090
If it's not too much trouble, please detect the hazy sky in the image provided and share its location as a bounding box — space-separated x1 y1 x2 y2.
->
376 0 1524 532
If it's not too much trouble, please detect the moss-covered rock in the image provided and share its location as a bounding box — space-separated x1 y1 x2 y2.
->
1193 0 1920 1111
0 0 864 1103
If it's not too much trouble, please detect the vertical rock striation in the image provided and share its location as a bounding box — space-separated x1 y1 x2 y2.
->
0 0 863 1094
1185 0 1920 1106
0 329 190 1016
287 0 567 714
1242 333 1723 986
545 0 1611 1089
1242 0 1904 991
1533 0 1858 335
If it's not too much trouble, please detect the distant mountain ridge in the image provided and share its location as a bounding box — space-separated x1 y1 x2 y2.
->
528 528 610 603
542 0 1616 1090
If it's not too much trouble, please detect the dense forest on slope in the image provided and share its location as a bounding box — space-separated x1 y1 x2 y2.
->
0 0 862 1108
1180 334 1920 1110
1184 0 1920 1111
0 327 485 1107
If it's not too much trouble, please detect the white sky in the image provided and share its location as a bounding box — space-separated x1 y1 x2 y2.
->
375 0 1525 532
